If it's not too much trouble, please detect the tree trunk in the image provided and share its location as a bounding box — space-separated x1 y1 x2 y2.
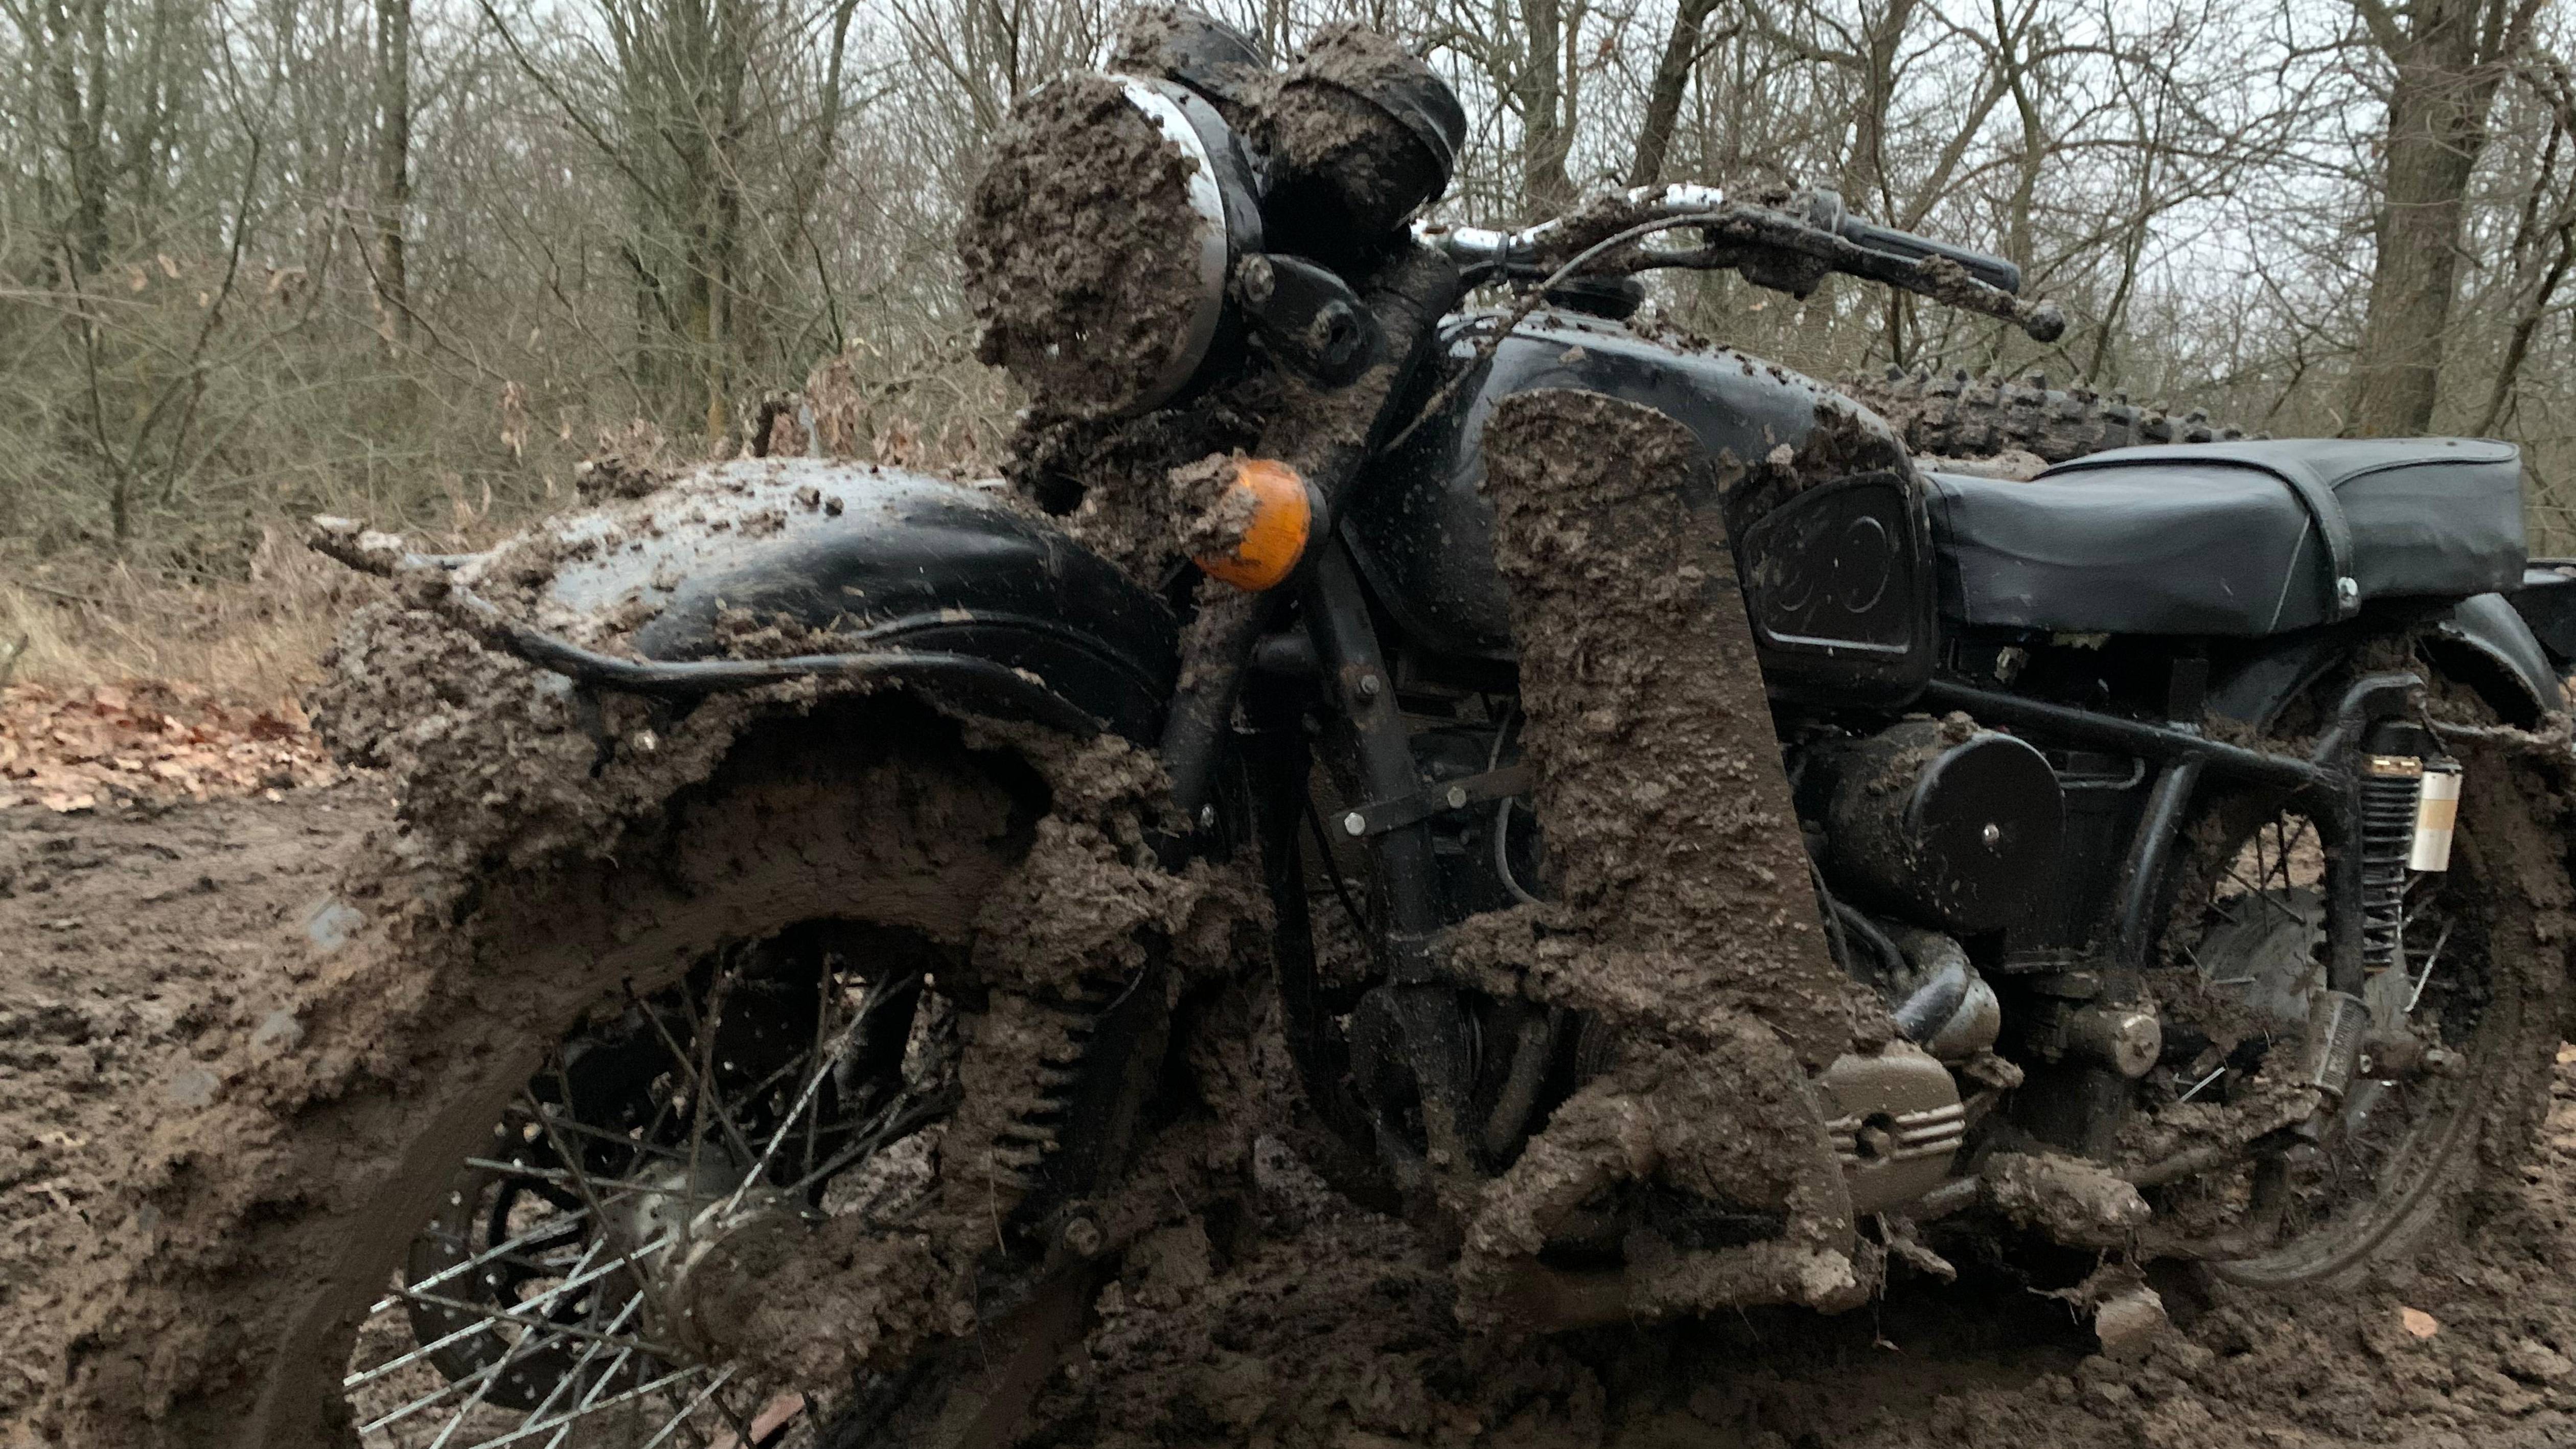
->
373 0 412 349
1515 0 1575 219
42 0 112 273
1628 0 1724 189
2343 0 2529 435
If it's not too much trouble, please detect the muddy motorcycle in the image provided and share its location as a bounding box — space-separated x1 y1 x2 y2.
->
82 13 2576 1449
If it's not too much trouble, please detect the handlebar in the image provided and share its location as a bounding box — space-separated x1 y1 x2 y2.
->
1838 215 2020 295
1418 185 2062 343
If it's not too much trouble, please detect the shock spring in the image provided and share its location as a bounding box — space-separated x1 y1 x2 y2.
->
2358 755 2424 972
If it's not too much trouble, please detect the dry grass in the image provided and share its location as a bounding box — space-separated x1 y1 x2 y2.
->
0 529 388 702
0 335 1008 705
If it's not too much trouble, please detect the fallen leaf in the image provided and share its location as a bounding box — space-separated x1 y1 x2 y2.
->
2402 1306 2441 1339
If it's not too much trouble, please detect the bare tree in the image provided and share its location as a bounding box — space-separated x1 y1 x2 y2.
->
2344 0 2549 435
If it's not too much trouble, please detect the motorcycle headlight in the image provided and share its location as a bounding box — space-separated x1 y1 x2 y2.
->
961 74 1263 419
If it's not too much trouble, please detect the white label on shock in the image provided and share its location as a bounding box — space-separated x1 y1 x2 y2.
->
2410 764 2462 872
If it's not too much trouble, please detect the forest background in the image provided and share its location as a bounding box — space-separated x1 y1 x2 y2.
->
1 0 2571 696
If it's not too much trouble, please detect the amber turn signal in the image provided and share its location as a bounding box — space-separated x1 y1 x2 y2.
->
1193 458 1312 591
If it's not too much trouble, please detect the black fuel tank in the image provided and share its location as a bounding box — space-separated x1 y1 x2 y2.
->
1344 309 1935 702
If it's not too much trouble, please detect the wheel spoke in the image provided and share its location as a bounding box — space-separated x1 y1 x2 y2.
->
636 1367 742 1449
717 1032 848 1222
389 1240 682 1359
2222 868 2310 926
357 941 968 1447
360 1206 595 1321
2405 918 2455 1014
471 1364 715 1449
527 1294 652 1449
780 1082 961 1201
522 1085 703 1349
358 1239 624 1434
622 984 763 1172
464 1159 707 1199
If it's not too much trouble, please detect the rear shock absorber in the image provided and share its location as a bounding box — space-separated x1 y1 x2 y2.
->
2357 722 2436 972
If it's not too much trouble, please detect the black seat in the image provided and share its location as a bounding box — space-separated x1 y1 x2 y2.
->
1923 439 2524 636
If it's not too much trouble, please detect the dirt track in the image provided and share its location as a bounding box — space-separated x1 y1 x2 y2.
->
12 785 2576 1448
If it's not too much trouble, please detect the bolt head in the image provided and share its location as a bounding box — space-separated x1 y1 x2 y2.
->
1198 803 1217 829
1981 821 2003 848
1060 1215 1104 1257
1342 811 1367 837
1446 784 1469 809
1358 673 1384 698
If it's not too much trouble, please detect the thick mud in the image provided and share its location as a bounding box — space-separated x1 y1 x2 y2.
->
1440 390 1886 1324
19 787 2576 1449
961 72 1212 420
1255 25 1444 236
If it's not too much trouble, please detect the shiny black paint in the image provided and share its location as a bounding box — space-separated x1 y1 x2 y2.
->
1343 307 1936 700
537 460 1180 741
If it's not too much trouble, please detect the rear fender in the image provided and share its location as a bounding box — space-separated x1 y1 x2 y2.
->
2205 594 2559 731
534 461 1180 741
2429 593 2560 727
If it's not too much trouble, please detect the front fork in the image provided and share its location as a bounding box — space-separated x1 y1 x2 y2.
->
1178 532 1485 1203
1294 543 1483 1200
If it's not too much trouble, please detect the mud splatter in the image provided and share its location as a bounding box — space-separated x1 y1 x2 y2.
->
1255 25 1446 237
961 72 1212 420
1441 388 1887 1326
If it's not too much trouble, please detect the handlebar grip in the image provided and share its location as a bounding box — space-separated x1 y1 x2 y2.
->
1837 218 2021 296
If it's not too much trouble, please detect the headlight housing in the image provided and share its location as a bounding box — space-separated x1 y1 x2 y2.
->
960 73 1262 420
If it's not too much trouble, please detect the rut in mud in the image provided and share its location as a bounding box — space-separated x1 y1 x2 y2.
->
17 784 2576 1448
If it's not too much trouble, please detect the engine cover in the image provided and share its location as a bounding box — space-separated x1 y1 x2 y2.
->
1807 721 2064 934
1820 1043 1965 1213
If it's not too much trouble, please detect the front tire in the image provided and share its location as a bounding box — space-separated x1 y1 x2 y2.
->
50 704 1052 1447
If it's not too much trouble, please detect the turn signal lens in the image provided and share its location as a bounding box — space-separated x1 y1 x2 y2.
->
1194 458 1312 591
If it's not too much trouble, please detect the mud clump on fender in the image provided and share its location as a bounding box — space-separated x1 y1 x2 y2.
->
1443 388 1889 1324
31 543 1266 1442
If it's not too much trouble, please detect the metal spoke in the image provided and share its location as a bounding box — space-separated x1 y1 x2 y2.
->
389 1285 682 1363
389 1238 681 1360
472 1365 714 1449
779 1083 961 1200
2406 919 2456 1014
522 1085 699 1351
636 1367 743 1449
361 1206 594 1320
622 983 763 1172
531 1296 652 1449
464 1159 702 1199
420 1237 615 1449
357 1244 635 1435
803 959 840 1183
2223 868 2310 926
2177 1065 2228 1101
507 1109 691 1162
717 1033 848 1222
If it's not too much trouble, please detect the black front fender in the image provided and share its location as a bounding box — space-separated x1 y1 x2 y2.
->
532 461 1179 741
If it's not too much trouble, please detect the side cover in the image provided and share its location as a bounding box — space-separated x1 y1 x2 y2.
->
534 460 1181 741
1345 308 1935 701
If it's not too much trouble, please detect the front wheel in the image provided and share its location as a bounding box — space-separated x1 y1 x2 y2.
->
2134 664 2572 1287
48 703 1137 1448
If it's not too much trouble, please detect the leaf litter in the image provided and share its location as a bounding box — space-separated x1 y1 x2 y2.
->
0 681 338 813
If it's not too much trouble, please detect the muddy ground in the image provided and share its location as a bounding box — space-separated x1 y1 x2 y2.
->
12 786 2576 1447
